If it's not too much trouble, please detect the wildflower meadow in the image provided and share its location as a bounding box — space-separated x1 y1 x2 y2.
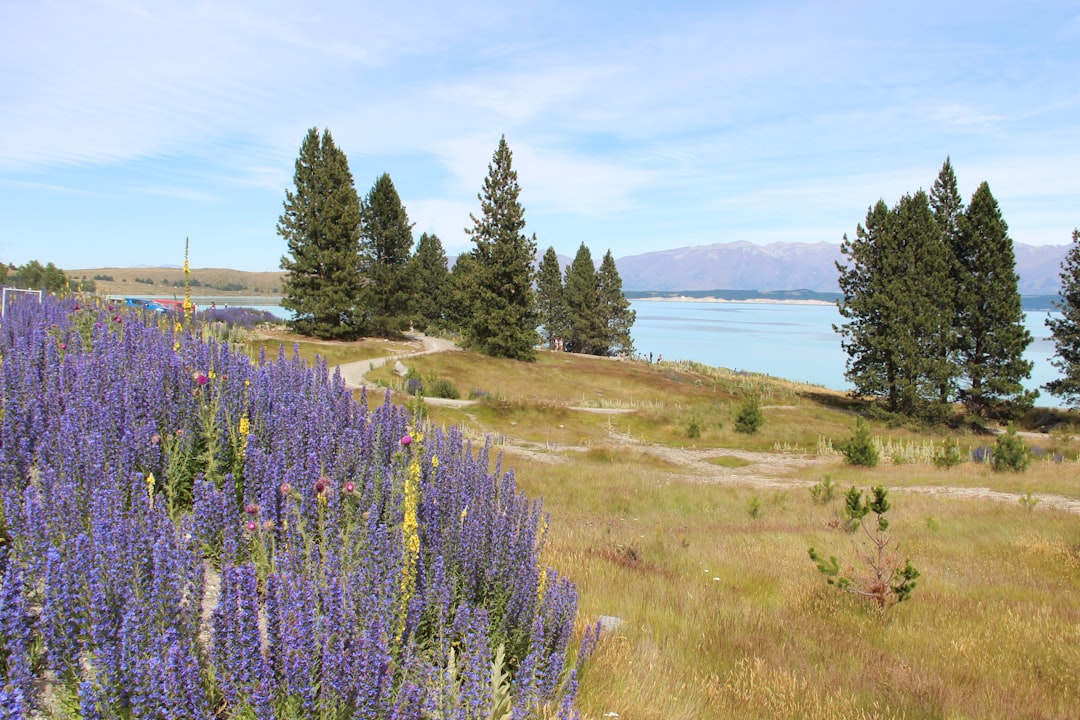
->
0 293 595 718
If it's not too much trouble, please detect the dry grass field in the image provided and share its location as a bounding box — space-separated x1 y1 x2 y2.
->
219 327 1079 720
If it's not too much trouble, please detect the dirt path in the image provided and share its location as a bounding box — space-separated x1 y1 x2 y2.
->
334 337 1080 517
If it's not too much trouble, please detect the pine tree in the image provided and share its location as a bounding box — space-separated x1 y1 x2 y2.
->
836 192 956 417
536 246 568 349
563 243 605 355
278 128 364 339
1045 229 1080 407
952 182 1035 417
408 232 450 332
597 249 636 356
462 136 539 360
930 157 964 403
359 173 415 335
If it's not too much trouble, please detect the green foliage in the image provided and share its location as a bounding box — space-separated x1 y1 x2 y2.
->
809 475 837 504
733 394 764 434
278 127 365 340
359 172 416 335
408 232 450 331
1019 491 1041 512
838 418 879 467
992 423 1032 472
461 136 540 360
5 260 68 293
1045 229 1080 407
563 243 605 354
809 486 919 617
951 181 1035 417
746 494 763 520
686 417 701 439
836 191 957 416
933 438 964 468
596 249 636 356
536 246 568 348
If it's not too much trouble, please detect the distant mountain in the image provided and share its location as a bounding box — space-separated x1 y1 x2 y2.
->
614 240 1070 295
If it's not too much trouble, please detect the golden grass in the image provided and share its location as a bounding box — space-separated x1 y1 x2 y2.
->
509 451 1080 720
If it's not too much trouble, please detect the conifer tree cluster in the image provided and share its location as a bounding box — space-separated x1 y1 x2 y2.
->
535 243 636 357
278 127 451 339
278 130 634 359
836 159 1034 419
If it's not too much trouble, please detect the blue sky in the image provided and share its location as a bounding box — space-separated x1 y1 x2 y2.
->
2 1 1078 272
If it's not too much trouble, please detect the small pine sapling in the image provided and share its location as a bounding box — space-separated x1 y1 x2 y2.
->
839 418 879 467
808 486 919 617
992 423 1032 472
734 394 764 434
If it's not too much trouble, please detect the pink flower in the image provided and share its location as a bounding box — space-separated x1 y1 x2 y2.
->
150 433 162 446
244 503 259 515
400 434 412 446
344 481 355 493
113 316 122 323
193 372 208 386
314 476 329 494
280 482 292 495
244 520 257 533
59 342 67 350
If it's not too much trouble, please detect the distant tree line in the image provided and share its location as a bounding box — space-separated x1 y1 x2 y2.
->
0 260 79 293
837 158 1080 417
277 128 635 359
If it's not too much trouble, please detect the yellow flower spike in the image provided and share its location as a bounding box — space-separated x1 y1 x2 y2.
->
174 322 182 334
173 342 181 352
146 473 156 508
207 370 216 380
238 415 250 437
431 455 439 468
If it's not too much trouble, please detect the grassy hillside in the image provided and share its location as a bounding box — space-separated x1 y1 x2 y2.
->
65 266 284 297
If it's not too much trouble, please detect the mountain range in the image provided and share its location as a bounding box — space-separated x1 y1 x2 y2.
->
612 241 1071 295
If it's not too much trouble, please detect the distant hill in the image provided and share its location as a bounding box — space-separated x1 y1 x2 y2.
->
67 240 1070 299
614 240 1070 295
65 267 285 297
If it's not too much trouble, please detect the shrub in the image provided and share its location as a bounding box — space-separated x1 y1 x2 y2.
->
992 424 1032 472
686 417 701 439
426 374 460 400
933 439 964 468
809 475 837 504
839 418 879 467
734 394 764 435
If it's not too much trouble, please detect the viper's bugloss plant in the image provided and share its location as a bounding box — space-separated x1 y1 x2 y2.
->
0 294 595 717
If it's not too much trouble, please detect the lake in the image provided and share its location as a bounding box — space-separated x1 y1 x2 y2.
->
233 297 1066 408
628 299 1064 407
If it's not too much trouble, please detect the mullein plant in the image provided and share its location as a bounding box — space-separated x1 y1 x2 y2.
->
0 294 598 718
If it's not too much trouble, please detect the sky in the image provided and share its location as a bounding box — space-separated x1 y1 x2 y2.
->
2 1 1078 272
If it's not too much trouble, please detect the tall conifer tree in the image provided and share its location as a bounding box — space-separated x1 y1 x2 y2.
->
359 173 415 334
597 249 636 356
930 157 964 402
952 182 1035 416
408 232 450 331
1045 229 1080 407
536 246 568 349
563 243 605 355
837 192 956 417
462 136 539 360
278 127 364 340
